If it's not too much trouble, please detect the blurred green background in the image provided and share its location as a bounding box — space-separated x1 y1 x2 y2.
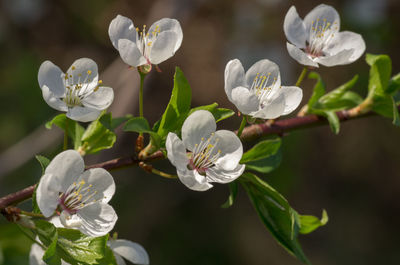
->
0 0 399 264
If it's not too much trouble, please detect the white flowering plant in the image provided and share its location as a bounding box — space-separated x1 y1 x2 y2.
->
0 3 399 265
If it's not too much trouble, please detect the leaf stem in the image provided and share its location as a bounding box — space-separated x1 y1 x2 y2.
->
295 67 308 87
139 72 146 118
237 115 247 138
152 168 178 179
17 224 45 248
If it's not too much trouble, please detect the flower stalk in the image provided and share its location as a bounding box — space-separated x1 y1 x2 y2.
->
295 67 308 87
237 114 247 138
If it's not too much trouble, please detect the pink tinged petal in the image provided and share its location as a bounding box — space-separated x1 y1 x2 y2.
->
148 30 180 65
66 58 98 90
250 93 286 119
231 86 259 114
245 59 281 89
77 202 118 237
315 49 355 66
213 130 243 171
181 110 216 151
108 15 137 50
206 164 245 184
177 168 213 191
286 42 319 67
117 39 147 67
44 150 85 192
304 4 340 35
323 31 366 63
148 18 183 52
38 60 65 97
166 132 189 171
78 168 116 204
284 6 307 49
224 59 246 102
41 85 68 111
81 86 114 111
280 86 303 115
67 106 102 122
36 173 61 217
109 239 150 265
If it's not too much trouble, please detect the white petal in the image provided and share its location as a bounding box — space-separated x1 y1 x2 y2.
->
41 85 68 112
224 59 246 102
323 31 366 63
148 18 183 52
82 86 114 111
109 239 150 265
78 168 115 203
250 93 286 119
36 173 60 217
109 15 137 50
66 58 98 90
67 106 101 122
77 202 118 237
38 60 65 97
177 168 213 191
118 39 148 67
44 150 84 193
149 30 180 65
304 4 340 34
245 59 281 88
286 42 319 67
315 49 354 66
231 86 260 114
60 211 82 228
29 244 46 265
49 216 63 228
181 110 216 151
115 254 127 265
280 86 303 115
213 130 243 171
284 6 307 48
206 164 245 184
166 132 189 171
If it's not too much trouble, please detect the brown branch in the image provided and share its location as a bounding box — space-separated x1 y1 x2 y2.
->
0 105 398 212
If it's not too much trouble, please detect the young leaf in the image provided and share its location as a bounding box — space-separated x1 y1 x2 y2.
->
323 111 340 134
245 149 282 174
319 75 358 105
386 73 400 95
99 113 132 131
189 103 235 122
34 220 58 247
124 117 162 147
80 114 117 154
307 72 326 108
240 173 310 264
35 155 50 175
46 114 85 149
221 181 238 209
157 67 192 138
297 210 329 235
241 138 281 163
366 54 392 97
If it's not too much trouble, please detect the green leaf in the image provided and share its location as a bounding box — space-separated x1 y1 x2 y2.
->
95 245 118 265
34 220 57 247
240 173 310 264
366 54 392 97
386 73 400 95
35 155 50 175
80 114 117 155
221 181 238 209
189 103 235 122
56 228 109 265
307 72 326 108
298 210 329 235
241 138 281 163
392 98 400 126
43 240 61 265
323 111 340 134
319 75 358 105
372 94 394 118
123 117 162 147
46 114 85 149
157 67 192 138
99 113 132 131
245 148 282 174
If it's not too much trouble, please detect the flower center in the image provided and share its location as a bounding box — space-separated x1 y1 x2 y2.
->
58 180 98 214
136 24 161 60
306 18 338 57
62 67 102 108
188 133 221 175
250 72 279 101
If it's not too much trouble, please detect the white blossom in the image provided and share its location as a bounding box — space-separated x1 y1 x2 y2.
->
284 4 366 67
109 15 183 68
166 110 245 191
36 150 117 237
38 58 114 122
224 59 303 119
